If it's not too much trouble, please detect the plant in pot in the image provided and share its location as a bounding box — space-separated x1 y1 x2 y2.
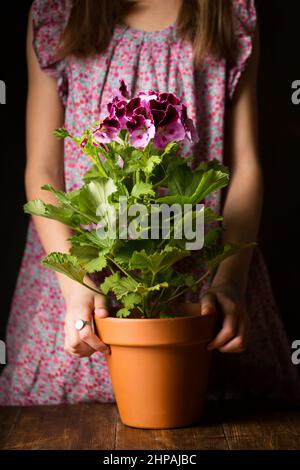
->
24 82 251 429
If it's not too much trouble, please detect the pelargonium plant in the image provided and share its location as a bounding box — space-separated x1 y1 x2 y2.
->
24 81 249 319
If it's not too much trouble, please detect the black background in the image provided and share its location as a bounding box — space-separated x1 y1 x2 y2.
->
0 1 299 349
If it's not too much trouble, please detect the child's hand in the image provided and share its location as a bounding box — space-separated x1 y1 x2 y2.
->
200 278 249 353
61 276 110 358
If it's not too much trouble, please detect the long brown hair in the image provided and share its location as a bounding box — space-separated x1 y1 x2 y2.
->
59 0 236 65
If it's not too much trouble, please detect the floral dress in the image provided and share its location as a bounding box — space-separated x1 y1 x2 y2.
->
0 0 299 405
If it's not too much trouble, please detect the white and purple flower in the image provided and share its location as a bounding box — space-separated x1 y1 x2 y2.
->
92 81 198 149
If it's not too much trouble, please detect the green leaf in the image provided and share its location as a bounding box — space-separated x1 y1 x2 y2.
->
41 184 80 206
129 246 188 275
168 165 198 197
114 240 156 266
100 272 120 295
70 245 100 263
53 128 70 139
23 200 84 228
42 252 86 284
69 231 115 251
24 199 46 216
100 272 140 299
84 255 107 273
116 308 132 318
157 161 230 205
83 165 104 183
131 182 155 199
144 155 162 175
190 168 229 204
79 179 117 216
147 282 168 292
123 292 142 309
162 141 178 156
204 207 223 222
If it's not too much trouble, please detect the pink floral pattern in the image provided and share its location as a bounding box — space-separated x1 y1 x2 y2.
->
1 0 299 405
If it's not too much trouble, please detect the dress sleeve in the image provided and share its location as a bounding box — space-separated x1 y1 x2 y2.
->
227 0 257 100
31 0 72 105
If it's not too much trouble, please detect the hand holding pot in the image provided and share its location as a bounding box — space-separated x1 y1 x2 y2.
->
60 275 110 357
200 278 249 354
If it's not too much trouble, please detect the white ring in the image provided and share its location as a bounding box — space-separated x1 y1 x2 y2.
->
75 319 90 331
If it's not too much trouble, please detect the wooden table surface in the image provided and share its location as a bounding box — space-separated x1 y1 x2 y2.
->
1 402 300 450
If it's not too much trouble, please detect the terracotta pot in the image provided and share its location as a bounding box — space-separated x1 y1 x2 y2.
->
94 304 217 429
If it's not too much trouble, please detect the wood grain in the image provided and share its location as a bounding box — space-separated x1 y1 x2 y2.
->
115 403 229 450
1 402 300 450
0 406 20 448
2 404 117 450
221 403 300 450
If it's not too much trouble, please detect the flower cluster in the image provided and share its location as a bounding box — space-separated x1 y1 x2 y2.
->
93 80 198 150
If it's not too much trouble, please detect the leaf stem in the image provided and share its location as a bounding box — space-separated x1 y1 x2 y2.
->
106 256 139 282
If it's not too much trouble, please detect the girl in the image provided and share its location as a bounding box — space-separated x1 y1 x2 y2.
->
0 0 299 405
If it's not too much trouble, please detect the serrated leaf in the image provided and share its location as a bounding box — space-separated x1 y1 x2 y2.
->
41 184 80 206
116 308 132 318
70 245 100 262
42 252 86 284
131 182 155 198
24 200 83 228
129 246 188 275
79 179 117 217
157 161 229 205
69 231 115 251
123 292 142 308
84 255 107 273
100 273 120 295
100 272 140 299
144 155 162 175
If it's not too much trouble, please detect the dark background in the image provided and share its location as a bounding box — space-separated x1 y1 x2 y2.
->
0 1 299 349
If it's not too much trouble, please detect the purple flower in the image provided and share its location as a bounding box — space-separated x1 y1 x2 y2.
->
107 91 129 127
80 137 88 148
123 98 156 148
181 104 199 143
119 80 129 99
127 114 155 148
90 81 198 150
93 116 121 144
126 97 142 117
150 100 185 149
158 92 181 106
80 223 98 231
138 90 158 104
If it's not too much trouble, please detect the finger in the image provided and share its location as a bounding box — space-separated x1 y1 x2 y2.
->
200 291 216 316
65 314 102 357
64 341 95 357
94 293 109 318
79 324 109 353
65 328 95 357
218 335 245 353
219 310 248 353
207 303 237 351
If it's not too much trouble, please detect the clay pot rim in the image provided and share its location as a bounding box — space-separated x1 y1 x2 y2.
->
95 309 217 346
97 313 215 323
